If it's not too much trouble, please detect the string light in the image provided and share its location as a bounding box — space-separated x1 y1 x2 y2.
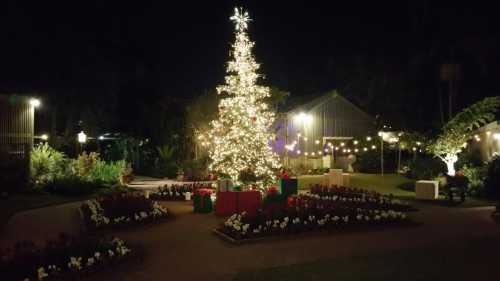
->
371 145 376 150
366 136 372 141
315 139 320 144
340 142 345 147
363 147 368 151
207 8 281 183
353 140 358 145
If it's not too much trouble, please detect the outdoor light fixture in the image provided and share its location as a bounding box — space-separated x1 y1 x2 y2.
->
77 131 87 143
40 134 49 141
29 98 41 108
294 112 313 125
493 133 500 140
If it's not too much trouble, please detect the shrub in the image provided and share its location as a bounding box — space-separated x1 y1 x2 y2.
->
30 143 68 186
353 149 398 173
44 176 101 196
90 160 126 184
182 157 209 181
461 164 487 196
484 155 500 199
404 156 445 180
72 152 125 185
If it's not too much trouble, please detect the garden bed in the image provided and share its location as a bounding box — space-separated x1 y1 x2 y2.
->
149 183 214 201
79 192 170 231
0 234 134 281
213 220 418 244
215 186 415 243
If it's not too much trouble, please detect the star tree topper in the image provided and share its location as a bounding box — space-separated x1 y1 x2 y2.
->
230 7 251 31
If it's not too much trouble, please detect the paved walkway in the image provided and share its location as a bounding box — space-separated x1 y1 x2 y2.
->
1 199 499 281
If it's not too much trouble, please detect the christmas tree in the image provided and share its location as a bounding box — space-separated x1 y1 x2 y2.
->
208 7 281 184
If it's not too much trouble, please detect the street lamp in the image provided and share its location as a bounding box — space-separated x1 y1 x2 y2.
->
29 98 41 108
77 131 87 143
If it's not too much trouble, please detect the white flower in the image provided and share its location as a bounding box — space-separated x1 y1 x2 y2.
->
37 267 48 280
87 257 95 267
242 224 250 232
68 256 82 270
108 250 115 257
140 211 148 218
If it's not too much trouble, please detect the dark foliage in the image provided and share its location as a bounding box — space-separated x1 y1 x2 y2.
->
484 156 500 199
44 176 104 196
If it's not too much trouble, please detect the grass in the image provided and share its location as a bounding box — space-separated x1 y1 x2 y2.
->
234 235 500 281
298 173 416 198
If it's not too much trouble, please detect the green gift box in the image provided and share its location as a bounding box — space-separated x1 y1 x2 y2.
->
279 178 298 198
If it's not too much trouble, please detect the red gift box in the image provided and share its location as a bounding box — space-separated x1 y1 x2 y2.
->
215 191 262 217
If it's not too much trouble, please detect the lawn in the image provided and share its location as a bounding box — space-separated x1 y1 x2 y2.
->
234 235 500 281
298 173 416 198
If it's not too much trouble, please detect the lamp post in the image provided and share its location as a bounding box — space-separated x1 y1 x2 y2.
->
77 131 87 154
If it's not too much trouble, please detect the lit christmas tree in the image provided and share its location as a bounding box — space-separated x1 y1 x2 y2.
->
208 7 281 184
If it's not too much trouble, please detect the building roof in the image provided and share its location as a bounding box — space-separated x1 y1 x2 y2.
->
285 89 372 121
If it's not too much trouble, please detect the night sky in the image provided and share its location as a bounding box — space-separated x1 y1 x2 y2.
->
1 1 499 134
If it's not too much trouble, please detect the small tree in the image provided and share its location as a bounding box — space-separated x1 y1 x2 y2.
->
428 97 500 176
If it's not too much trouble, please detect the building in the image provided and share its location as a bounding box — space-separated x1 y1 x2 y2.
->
470 121 500 162
274 90 376 170
0 94 37 191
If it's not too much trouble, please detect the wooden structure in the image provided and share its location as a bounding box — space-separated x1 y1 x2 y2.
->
275 90 375 170
0 94 35 191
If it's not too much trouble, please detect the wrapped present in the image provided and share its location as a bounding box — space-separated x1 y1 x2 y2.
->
279 178 298 198
215 191 262 217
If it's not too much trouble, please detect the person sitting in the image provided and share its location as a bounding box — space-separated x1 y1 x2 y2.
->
445 170 469 203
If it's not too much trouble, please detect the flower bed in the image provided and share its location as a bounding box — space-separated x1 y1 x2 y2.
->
216 187 413 242
149 183 214 201
80 192 169 231
309 185 412 211
0 234 132 281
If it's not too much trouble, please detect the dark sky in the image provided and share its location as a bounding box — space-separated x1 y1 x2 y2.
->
1 1 499 129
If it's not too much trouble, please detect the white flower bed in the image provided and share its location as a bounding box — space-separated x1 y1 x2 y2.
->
80 199 169 230
21 238 131 281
